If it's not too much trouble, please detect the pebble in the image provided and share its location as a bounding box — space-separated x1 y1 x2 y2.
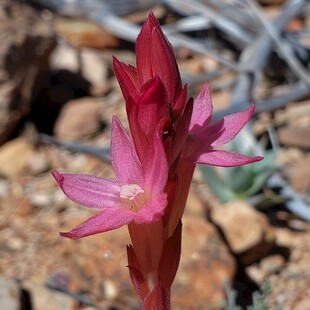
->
0 277 20 310
54 97 102 139
211 200 276 265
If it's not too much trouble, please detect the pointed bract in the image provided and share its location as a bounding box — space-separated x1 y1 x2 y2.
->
136 12 181 105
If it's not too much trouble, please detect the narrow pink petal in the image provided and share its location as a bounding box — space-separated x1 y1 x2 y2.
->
52 171 121 209
208 105 255 147
60 207 135 239
134 192 167 224
111 117 144 186
189 83 213 133
195 150 263 167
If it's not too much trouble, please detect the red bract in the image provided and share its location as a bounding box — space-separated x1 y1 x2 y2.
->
53 11 263 310
113 12 182 110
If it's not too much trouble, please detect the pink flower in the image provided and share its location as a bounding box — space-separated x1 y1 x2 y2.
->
52 11 264 310
182 84 263 167
52 117 168 239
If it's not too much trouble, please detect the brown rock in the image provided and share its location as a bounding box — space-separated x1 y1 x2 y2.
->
246 264 266 286
0 138 34 177
184 189 206 218
280 151 310 193
49 45 79 73
0 0 55 144
259 255 285 275
54 97 102 139
0 277 20 310
173 214 236 309
278 126 310 149
3 194 34 217
211 201 276 265
26 282 77 310
80 50 111 96
49 46 110 96
27 152 49 176
55 17 119 49
274 101 310 127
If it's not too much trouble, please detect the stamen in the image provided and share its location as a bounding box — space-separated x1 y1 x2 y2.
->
120 184 144 200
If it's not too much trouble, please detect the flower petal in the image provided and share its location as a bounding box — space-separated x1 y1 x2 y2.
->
134 192 167 224
111 117 144 186
195 150 263 167
60 207 135 239
207 105 255 147
52 170 121 209
189 83 213 133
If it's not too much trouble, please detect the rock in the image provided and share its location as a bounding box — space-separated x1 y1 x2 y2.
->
0 0 55 144
274 101 310 127
26 282 77 310
13 194 34 216
54 97 102 139
27 152 49 175
55 17 119 49
49 45 79 74
80 49 111 96
184 189 207 218
265 232 310 309
0 277 20 310
280 151 310 193
0 178 9 198
293 295 310 310
0 138 34 177
278 127 310 149
173 214 236 309
259 255 285 275
211 200 276 265
246 264 266 286
49 46 111 96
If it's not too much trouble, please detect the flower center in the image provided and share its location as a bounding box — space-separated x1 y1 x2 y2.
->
120 184 145 211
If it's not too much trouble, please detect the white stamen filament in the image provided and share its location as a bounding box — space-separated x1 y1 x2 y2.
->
120 184 145 211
